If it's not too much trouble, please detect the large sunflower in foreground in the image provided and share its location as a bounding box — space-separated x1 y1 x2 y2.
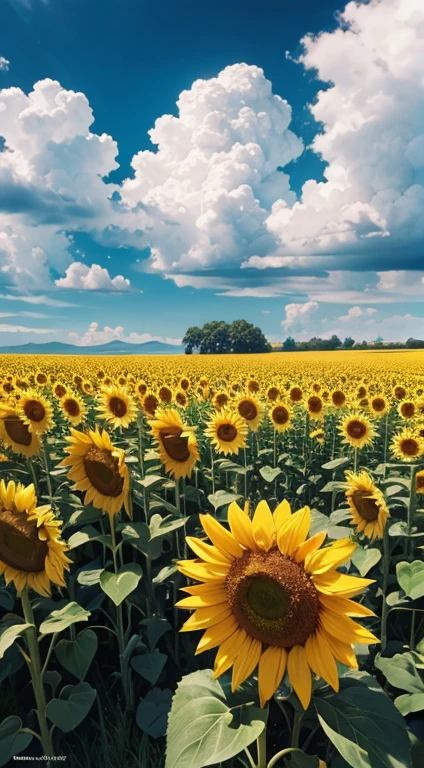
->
205 409 248 456
176 500 377 709
0 405 41 457
0 480 71 596
345 471 389 540
390 428 424 462
59 428 130 516
17 390 54 435
338 412 376 449
148 407 199 479
97 385 137 430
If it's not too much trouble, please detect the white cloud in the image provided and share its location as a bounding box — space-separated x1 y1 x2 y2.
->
68 322 181 347
0 58 10 72
55 263 130 292
0 293 78 307
281 300 319 332
0 323 55 334
339 306 377 321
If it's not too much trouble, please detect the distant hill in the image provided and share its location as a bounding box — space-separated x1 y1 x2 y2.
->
0 340 184 355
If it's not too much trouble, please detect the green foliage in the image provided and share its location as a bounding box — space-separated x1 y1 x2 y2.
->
182 319 271 354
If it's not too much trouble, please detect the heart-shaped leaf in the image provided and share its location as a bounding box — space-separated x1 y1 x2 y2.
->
46 682 97 733
131 651 167 684
375 652 424 694
55 629 98 681
0 619 33 660
137 687 173 739
100 564 143 606
39 602 90 635
259 466 282 483
0 716 32 767
351 547 382 577
396 560 424 600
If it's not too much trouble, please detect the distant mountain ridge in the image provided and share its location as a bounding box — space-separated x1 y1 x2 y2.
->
0 340 184 355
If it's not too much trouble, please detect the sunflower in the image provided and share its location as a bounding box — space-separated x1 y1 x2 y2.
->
34 370 48 386
179 377 190 392
236 396 264 432
369 395 388 418
270 402 292 432
398 400 416 420
339 413 376 449
310 428 325 445
0 480 71 596
213 390 230 410
53 382 67 399
97 385 137 429
345 471 389 540
306 395 324 420
148 407 199 479
158 385 173 404
0 405 41 457
390 428 424 462
205 409 248 456
135 379 148 398
174 389 188 408
142 392 159 417
60 393 86 426
266 385 280 402
393 385 407 400
289 385 303 403
416 470 424 495
246 379 260 394
59 428 130 517
176 499 377 709
17 390 53 435
330 389 346 408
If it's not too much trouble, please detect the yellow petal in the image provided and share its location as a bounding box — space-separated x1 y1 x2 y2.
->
287 645 312 709
278 506 311 557
258 646 287 708
305 538 357 575
294 531 327 564
305 631 339 692
200 514 244 559
175 594 228 609
213 628 248 678
195 616 239 654
252 500 275 551
228 501 256 550
314 571 374 598
180 582 229 597
231 637 262 692
319 593 375 618
319 608 379 645
177 559 229 582
180 604 232 632
186 537 233 565
273 499 291 531
321 630 358 669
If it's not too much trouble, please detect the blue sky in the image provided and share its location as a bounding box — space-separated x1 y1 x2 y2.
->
0 0 423 347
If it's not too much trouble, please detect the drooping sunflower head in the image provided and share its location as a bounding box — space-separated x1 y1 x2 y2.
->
59 427 130 517
176 499 377 709
416 469 424 495
0 480 71 596
142 391 159 417
205 408 248 456
270 402 292 432
339 412 376 449
369 395 388 418
398 400 416 420
236 396 264 432
148 406 199 479
390 428 424 462
17 390 54 435
345 470 389 540
60 393 86 426
0 405 41 457
97 385 137 430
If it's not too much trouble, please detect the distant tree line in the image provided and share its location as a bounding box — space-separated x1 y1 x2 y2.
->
183 320 271 354
278 336 424 351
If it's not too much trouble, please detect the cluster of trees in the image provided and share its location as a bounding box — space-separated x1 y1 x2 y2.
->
183 320 271 354
280 336 424 351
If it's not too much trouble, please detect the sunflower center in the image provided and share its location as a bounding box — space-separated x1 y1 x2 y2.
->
238 401 257 421
109 397 127 418
143 395 158 415
4 415 32 446
217 423 238 442
248 381 259 393
0 507 48 572
83 446 124 497
351 490 380 522
216 394 228 407
358 387 366 398
332 391 345 406
268 387 279 401
308 396 322 413
64 399 80 417
347 419 367 439
290 387 302 402
226 549 320 648
416 474 424 490
23 399 46 422
272 406 289 425
401 438 419 456
159 387 172 403
160 428 190 462
401 403 415 418
138 383 147 396
395 387 406 399
55 385 66 398
372 398 385 412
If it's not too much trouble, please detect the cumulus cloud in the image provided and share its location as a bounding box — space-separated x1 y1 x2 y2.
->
0 58 10 72
339 306 377 321
281 300 319 332
55 263 130 292
69 322 182 347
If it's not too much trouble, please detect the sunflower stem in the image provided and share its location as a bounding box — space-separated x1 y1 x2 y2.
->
42 443 53 500
410 609 416 650
407 465 417 556
291 711 302 749
353 448 358 473
21 587 54 757
256 727 267 768
380 524 391 651
244 448 248 501
210 445 216 496
267 747 304 768
110 515 133 710
27 457 39 493
40 632 58 680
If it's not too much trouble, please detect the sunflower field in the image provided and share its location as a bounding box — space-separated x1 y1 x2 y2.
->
0 349 424 768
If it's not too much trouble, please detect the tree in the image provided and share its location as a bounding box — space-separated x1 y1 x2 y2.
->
283 336 296 351
343 336 355 349
229 320 271 353
182 320 270 355
182 326 203 354
200 321 231 354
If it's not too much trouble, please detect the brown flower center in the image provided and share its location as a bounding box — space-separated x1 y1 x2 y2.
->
215 393 228 407
394 387 406 400
267 387 279 401
238 400 258 421
23 399 46 423
138 383 147 396
248 381 260 393
64 398 80 417
36 374 47 384
160 427 190 462
83 446 124 498
159 387 172 404
347 419 367 439
372 397 386 412
3 382 14 393
272 406 289 425
290 387 302 402
55 385 66 398
0 507 48 572
109 397 127 418
226 549 320 647
358 387 366 398
4 415 32 446
416 474 424 490
308 396 322 413
401 403 415 418
217 423 238 442
180 379 190 391
351 490 380 522
176 392 187 406
400 438 419 456
143 395 158 415
332 390 346 406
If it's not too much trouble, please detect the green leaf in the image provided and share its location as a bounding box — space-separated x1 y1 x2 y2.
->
165 669 267 768
321 481 347 493
46 682 97 733
39 602 90 635
100 563 143 606
149 514 187 538
259 466 282 483
131 651 167 684
66 507 103 528
375 653 424 694
137 687 173 739
77 566 105 586
0 716 32 767
67 525 112 550
322 457 351 471
207 490 242 510
351 547 382 577
138 474 165 490
55 629 98 681
314 674 412 768
396 561 424 599
141 618 172 650
0 619 33 660
395 693 424 716
153 565 177 584
291 752 320 768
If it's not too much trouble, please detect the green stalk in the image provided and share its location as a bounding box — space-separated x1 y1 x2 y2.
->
256 728 267 768
27 457 39 493
21 587 54 757
267 748 304 768
210 445 216 495
291 711 302 749
110 516 132 710
380 524 390 651
407 465 417 556
42 443 53 499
